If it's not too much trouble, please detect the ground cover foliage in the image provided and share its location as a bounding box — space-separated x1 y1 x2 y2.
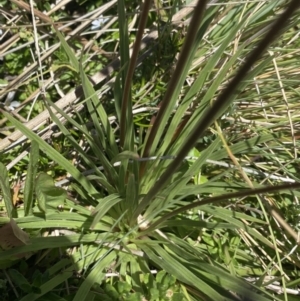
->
0 0 300 300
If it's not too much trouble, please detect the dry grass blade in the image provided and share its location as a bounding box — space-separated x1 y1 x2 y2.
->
137 0 300 212
0 1 194 153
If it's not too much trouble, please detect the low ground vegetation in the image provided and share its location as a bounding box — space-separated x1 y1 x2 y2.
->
0 0 300 300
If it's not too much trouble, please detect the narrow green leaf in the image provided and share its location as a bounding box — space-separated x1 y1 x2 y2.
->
111 151 140 164
209 133 276 161
159 219 239 230
141 243 225 300
160 9 247 157
130 258 143 292
200 205 274 248
52 24 119 190
43 99 114 193
73 251 117 301
0 234 104 260
126 173 138 216
90 194 122 229
52 29 79 72
0 163 15 218
142 1 216 159
142 139 221 220
2 111 100 201
24 140 39 216
158 234 277 301
117 0 130 86
20 270 73 301
114 66 122 123
78 52 119 179
8 269 31 292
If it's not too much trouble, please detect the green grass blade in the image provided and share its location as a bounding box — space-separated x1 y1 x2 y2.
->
126 173 138 217
53 21 120 182
78 62 119 157
73 250 117 301
3 212 114 232
20 269 73 301
141 243 225 300
117 0 130 88
119 0 151 147
116 0 131 148
209 133 276 161
43 99 116 192
90 194 122 229
142 0 210 159
43 97 119 188
138 1 299 216
0 163 16 218
0 233 106 260
157 235 277 301
52 28 79 72
2 111 100 200
160 8 248 157
23 141 39 216
143 138 221 219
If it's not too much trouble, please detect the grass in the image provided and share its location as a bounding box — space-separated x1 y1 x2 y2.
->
1 0 300 300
